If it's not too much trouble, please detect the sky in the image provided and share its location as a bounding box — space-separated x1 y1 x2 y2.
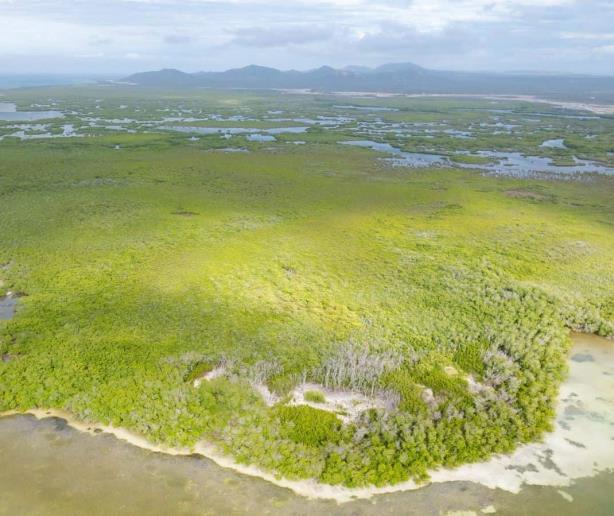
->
1 0 613 76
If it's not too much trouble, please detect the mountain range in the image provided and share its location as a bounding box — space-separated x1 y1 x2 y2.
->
121 63 614 103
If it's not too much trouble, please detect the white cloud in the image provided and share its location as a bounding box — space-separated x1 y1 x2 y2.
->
562 32 614 41
0 0 611 74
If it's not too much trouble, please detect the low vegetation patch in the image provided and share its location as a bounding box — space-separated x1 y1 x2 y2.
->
275 405 342 447
303 390 326 403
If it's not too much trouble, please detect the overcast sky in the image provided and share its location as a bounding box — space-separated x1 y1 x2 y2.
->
1 0 613 75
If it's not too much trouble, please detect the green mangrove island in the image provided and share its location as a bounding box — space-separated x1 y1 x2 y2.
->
1 88 613 492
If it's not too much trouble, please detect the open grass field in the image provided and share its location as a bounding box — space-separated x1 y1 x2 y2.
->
1 88 613 487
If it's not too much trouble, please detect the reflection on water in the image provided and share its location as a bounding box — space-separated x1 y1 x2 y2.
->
0 335 612 515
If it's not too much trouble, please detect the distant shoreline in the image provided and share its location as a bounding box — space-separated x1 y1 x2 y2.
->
278 90 614 114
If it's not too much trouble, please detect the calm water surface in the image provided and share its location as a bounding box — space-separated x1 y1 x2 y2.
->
0 102 63 121
0 295 17 320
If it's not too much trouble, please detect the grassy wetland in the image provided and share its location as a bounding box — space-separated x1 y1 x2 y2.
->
1 86 613 494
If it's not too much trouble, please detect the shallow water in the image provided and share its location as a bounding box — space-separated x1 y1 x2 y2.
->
340 140 614 176
0 414 612 516
0 102 17 112
0 102 63 121
164 126 308 136
333 105 399 112
268 116 352 126
1 123 80 140
247 134 276 142
541 139 567 149
465 151 614 177
0 294 16 320
0 335 612 514
340 140 450 168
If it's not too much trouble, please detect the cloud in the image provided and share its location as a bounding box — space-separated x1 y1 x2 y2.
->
0 0 612 74
165 34 192 45
90 36 113 46
230 26 334 48
562 32 614 41
354 22 474 55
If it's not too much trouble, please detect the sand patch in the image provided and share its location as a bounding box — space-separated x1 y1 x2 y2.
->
193 366 226 388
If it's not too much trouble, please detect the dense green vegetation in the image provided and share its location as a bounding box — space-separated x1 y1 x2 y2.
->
0 88 613 488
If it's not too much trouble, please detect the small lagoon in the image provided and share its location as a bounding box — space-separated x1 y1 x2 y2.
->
340 140 450 168
0 294 17 320
0 102 63 121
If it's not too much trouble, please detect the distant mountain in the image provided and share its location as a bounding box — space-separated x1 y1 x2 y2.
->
124 68 195 87
121 63 614 103
342 65 374 74
374 62 426 74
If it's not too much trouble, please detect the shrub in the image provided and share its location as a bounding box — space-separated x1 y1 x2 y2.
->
184 361 215 383
274 405 341 447
304 390 326 403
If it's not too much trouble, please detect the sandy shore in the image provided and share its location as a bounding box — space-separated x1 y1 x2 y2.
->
1 333 612 504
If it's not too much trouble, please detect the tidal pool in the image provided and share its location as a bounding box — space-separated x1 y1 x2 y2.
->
333 105 399 112
0 334 612 515
541 139 567 149
340 140 450 168
247 134 276 142
0 102 63 121
0 294 17 320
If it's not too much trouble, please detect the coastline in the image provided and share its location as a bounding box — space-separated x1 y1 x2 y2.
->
1 333 612 504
